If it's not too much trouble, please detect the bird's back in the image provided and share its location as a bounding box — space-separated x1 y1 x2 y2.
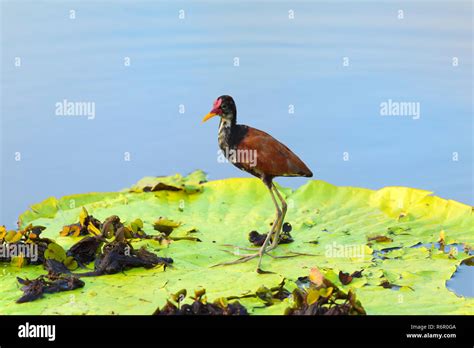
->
230 125 313 179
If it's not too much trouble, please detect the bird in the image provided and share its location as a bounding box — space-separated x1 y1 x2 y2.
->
202 95 313 273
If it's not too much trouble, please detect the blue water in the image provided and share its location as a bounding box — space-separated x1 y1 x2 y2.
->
1 0 472 229
412 243 473 297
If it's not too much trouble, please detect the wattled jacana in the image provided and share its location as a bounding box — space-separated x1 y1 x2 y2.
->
202 95 313 273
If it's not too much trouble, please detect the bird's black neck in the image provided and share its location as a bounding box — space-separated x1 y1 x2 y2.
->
218 119 248 152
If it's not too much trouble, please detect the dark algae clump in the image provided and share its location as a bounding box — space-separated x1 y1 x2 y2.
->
16 274 85 304
153 288 248 315
248 222 294 247
2 212 176 304
77 240 173 277
285 268 366 315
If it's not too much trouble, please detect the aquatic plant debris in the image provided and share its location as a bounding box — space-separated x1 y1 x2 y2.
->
338 270 363 285
76 240 173 277
248 222 294 246
16 274 85 303
0 224 57 268
2 209 175 303
1 171 473 314
286 268 366 315
67 236 104 266
153 288 248 315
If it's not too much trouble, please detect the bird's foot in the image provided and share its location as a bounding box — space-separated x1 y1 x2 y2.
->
213 243 275 267
211 254 259 267
220 243 261 253
219 242 277 257
219 234 282 254
212 249 316 272
266 251 317 259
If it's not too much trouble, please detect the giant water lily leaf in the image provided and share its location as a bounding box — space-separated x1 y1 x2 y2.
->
129 170 207 194
2 172 473 315
18 197 59 227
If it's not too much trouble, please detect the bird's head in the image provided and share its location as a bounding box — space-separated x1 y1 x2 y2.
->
202 95 236 124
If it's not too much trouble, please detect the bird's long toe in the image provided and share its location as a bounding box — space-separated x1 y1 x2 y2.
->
220 243 261 252
211 254 258 267
220 249 259 258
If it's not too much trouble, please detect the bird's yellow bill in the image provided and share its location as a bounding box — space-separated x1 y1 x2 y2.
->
202 112 217 123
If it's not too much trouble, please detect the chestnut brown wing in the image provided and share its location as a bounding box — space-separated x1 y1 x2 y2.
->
234 126 313 178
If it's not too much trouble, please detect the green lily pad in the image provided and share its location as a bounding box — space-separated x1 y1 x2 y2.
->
44 243 67 263
1 171 473 315
129 170 207 194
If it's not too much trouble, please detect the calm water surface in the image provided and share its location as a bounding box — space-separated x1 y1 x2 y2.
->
1 1 472 229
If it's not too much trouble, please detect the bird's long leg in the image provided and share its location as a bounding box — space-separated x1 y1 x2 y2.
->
218 182 282 255
212 180 309 272
268 183 287 250
255 183 282 272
